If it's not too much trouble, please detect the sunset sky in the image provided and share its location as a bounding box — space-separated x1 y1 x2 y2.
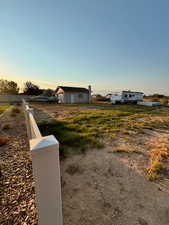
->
0 0 169 95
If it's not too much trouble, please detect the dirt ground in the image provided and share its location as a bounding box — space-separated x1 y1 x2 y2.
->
32 103 169 225
0 107 38 225
61 149 169 225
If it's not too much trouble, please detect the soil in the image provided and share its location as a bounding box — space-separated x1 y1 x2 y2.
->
61 148 169 225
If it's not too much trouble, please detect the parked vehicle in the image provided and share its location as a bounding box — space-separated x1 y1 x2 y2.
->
111 91 144 104
30 96 58 103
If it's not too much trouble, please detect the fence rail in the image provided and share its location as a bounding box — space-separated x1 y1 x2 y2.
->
22 99 63 225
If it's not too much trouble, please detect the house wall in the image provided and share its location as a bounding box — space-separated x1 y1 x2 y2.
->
56 87 90 104
64 92 89 104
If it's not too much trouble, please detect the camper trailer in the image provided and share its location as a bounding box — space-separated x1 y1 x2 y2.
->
111 91 144 104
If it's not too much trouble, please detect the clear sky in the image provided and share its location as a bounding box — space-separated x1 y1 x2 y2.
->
0 0 169 95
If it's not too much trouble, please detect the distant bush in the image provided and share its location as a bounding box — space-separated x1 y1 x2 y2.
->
94 94 109 102
160 98 168 105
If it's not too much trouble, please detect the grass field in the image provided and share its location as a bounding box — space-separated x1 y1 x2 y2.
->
38 104 169 180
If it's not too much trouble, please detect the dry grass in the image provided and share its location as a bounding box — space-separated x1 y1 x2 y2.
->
113 147 140 154
147 146 169 181
0 105 9 114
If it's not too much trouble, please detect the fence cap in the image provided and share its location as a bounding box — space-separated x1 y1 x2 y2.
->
30 135 59 152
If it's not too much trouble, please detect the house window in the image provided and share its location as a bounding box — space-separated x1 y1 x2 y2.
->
78 93 83 98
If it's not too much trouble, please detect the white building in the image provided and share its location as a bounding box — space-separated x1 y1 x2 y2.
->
55 85 92 104
111 90 144 104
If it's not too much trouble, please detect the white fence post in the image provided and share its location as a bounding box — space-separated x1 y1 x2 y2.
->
30 135 63 225
22 99 63 225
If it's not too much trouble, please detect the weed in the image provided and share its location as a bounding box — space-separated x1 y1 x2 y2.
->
147 159 163 181
151 160 163 171
147 170 160 181
66 164 83 175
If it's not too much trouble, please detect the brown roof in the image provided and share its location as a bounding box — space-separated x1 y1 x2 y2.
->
56 86 89 93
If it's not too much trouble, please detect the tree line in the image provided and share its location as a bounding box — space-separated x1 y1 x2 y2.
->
0 79 55 96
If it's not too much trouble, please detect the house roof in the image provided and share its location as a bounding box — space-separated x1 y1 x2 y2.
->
122 90 144 94
56 86 89 93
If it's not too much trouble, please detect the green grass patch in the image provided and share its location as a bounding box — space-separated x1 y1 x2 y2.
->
39 105 169 157
0 105 9 114
38 120 104 158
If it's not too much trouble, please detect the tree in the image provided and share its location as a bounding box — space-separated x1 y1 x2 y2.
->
95 94 108 101
152 93 165 98
42 89 55 97
23 81 42 95
0 79 19 94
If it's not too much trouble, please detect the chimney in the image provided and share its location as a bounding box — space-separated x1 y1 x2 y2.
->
88 85 92 103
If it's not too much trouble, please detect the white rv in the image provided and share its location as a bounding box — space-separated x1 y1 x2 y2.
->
111 91 144 104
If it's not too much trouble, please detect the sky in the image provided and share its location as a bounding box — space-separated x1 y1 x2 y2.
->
0 0 169 95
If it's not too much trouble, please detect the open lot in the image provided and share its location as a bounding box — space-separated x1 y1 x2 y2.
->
34 103 169 181
32 103 169 225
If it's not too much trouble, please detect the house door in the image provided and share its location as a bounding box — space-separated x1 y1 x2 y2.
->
70 94 75 103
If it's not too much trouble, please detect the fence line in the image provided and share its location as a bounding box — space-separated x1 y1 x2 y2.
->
22 99 63 225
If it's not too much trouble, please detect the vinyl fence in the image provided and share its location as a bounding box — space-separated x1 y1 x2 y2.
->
22 99 63 225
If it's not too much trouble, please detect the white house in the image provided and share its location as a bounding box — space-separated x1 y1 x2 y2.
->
55 85 92 104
